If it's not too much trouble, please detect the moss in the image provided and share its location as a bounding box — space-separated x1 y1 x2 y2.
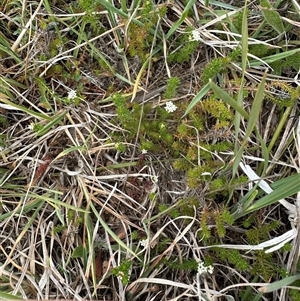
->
126 2 161 61
201 97 233 126
210 178 226 191
251 251 275 280
201 56 231 84
173 158 192 171
215 248 249 271
162 257 198 271
289 284 300 301
168 28 200 63
246 220 280 245
284 51 300 71
265 81 300 107
178 197 200 217
163 77 180 99
249 44 269 58
187 165 213 188
199 206 234 242
232 10 245 34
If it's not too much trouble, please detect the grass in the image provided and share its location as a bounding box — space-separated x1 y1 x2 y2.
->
0 0 300 300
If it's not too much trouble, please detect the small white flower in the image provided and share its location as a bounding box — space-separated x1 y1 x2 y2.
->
197 260 214 276
67 90 77 100
190 29 201 41
151 175 159 183
207 265 214 274
117 271 125 280
28 123 34 130
165 101 177 113
141 149 148 154
140 239 148 247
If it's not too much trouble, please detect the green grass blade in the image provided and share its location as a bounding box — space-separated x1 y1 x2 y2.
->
0 98 52 121
95 0 128 18
183 82 210 117
260 0 285 35
267 106 293 152
0 44 21 63
241 5 248 73
165 0 196 40
243 74 266 141
45 196 89 213
55 145 87 159
0 291 23 300
230 2 249 182
96 0 143 27
256 128 269 175
243 173 300 216
36 110 67 136
209 80 249 118
0 199 44 222
0 33 21 63
90 202 140 259
249 48 300 67
259 274 300 293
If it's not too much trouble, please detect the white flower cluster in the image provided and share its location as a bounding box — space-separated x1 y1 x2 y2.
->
67 89 77 100
197 260 214 276
165 101 177 113
140 239 148 247
117 270 130 281
190 29 201 41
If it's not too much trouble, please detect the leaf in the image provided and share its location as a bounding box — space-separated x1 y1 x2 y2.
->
243 74 266 141
0 291 23 300
36 110 67 136
165 0 197 40
249 48 300 67
244 173 300 216
259 274 300 293
0 98 52 121
91 203 140 259
182 82 210 117
209 80 249 118
260 0 285 34
0 32 21 63
72 245 86 258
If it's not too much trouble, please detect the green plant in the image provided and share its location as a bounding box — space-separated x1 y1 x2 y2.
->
126 2 161 60
201 97 233 128
168 29 200 63
112 259 132 285
163 77 180 99
251 251 277 280
199 207 234 240
215 248 249 271
162 257 198 272
246 220 280 245
289 280 300 301
112 93 177 151
265 81 300 107
201 56 231 84
249 44 270 58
